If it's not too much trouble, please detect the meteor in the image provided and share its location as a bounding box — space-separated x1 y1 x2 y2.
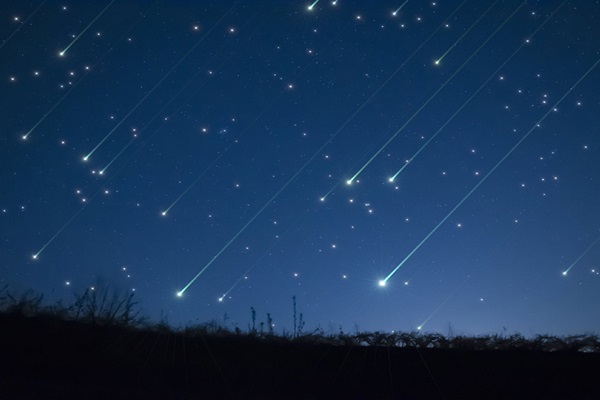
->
59 0 116 57
433 0 499 66
308 0 320 11
382 56 600 284
392 1 409 17
389 0 564 182
0 1 46 50
32 206 88 260
318 0 468 196
83 3 237 161
418 277 469 330
22 79 87 140
562 236 600 276
217 211 308 302
348 0 520 185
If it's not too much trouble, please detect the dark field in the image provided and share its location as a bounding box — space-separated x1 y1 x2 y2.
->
2 312 599 399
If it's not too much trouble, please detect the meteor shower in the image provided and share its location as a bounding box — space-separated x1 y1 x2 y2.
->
2 1 600 397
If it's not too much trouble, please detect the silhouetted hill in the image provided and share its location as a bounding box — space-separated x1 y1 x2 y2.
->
2 312 599 399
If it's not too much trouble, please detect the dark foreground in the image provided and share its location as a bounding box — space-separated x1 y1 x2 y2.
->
1 314 599 399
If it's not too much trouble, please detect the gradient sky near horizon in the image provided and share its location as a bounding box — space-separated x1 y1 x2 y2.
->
2 0 599 336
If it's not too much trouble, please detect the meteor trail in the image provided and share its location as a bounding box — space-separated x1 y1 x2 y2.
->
0 1 46 50
389 0 564 182
318 0 469 199
392 1 409 16
434 0 499 66
382 56 600 284
59 0 116 57
83 4 237 161
417 277 469 330
308 0 320 11
22 76 89 140
218 211 308 302
348 0 519 185
32 206 88 260
562 236 600 276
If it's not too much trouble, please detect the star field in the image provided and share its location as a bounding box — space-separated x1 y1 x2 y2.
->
1 0 600 335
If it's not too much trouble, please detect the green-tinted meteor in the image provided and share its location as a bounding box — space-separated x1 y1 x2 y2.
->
392 1 409 16
308 0 320 11
383 56 600 284
562 236 600 276
59 0 116 57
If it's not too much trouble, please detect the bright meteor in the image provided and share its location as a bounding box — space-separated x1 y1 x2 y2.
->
59 0 116 57
348 0 519 185
392 1 409 17
308 0 320 11
562 236 600 276
382 56 600 284
390 0 563 182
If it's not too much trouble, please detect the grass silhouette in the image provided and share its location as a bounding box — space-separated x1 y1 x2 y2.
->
1 285 598 399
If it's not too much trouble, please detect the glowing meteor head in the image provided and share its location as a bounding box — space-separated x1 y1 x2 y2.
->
98 170 104 175
32 254 38 260
388 177 394 183
417 325 422 331
82 156 89 162
59 51 65 57
218 297 224 302
346 179 353 186
392 11 397 16
378 279 386 287
319 197 325 202
434 59 441 65
21 135 28 141
562 271 568 276
176 291 183 297
161 211 167 217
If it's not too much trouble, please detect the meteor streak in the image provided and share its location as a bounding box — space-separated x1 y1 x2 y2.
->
32 206 87 260
417 278 469 330
434 0 499 65
0 1 46 50
349 0 518 185
392 1 409 17
383 56 600 284
308 0 320 11
218 211 308 302
390 0 563 182
83 4 237 161
59 0 116 57
22 79 88 140
562 236 600 276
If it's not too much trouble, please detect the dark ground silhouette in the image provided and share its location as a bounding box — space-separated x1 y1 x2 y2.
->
2 311 599 399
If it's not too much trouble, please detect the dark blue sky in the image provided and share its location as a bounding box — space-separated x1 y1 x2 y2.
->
2 0 599 336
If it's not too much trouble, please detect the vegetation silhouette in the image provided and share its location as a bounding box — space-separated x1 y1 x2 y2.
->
1 285 599 399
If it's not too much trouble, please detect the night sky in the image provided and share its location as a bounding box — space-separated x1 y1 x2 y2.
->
2 0 599 336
